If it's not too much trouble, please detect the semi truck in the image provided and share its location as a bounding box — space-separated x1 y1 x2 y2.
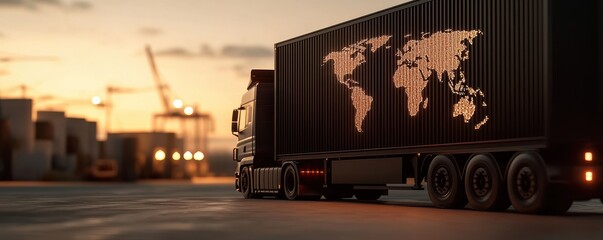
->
231 0 603 214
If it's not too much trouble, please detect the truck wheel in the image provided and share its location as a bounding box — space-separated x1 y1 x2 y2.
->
464 154 510 211
240 166 258 199
427 155 467 209
355 190 382 201
283 164 299 200
507 152 548 213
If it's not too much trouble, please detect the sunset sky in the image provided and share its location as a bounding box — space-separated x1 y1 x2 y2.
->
0 0 407 150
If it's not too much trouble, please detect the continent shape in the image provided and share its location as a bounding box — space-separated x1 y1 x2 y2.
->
350 87 373 132
323 35 392 132
392 29 489 129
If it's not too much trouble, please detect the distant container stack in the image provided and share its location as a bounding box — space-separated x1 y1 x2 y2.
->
0 118 12 180
107 132 180 180
0 99 34 152
37 111 67 171
65 118 98 176
0 99 52 180
0 97 201 181
0 100 101 180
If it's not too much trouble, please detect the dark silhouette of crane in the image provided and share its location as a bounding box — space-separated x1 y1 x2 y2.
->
0 55 57 75
0 54 58 97
145 45 214 177
0 56 57 62
145 46 172 115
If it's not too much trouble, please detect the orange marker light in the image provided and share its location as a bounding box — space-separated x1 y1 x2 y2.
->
585 152 593 162
585 171 593 182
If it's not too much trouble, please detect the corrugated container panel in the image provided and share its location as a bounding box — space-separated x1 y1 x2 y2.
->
276 0 545 156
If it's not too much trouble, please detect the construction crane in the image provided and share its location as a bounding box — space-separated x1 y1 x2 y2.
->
0 55 58 77
0 84 29 98
0 56 57 63
145 45 214 131
0 55 57 98
145 45 214 177
0 54 57 125
145 46 173 115
99 85 153 135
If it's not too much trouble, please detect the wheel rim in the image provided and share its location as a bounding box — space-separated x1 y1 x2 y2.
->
516 166 537 200
472 167 491 198
433 166 451 197
241 170 249 193
285 168 296 196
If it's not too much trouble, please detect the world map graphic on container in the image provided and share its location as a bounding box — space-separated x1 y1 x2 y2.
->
323 29 489 132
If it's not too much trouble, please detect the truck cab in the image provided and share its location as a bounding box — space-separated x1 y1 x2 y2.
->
231 70 274 192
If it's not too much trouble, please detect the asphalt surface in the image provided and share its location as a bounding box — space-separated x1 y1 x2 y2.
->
1 179 603 240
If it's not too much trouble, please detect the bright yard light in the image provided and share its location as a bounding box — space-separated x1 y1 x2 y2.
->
194 151 204 161
173 99 183 109
184 106 194 115
183 151 193 160
91 96 102 105
585 152 593 162
586 171 593 182
172 152 181 161
154 149 166 161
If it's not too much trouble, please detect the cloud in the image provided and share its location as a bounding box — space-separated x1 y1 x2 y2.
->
70 1 90 10
154 47 196 57
33 0 61 6
0 0 29 7
139 27 162 36
0 0 92 11
199 44 216 57
221 45 273 58
154 44 272 59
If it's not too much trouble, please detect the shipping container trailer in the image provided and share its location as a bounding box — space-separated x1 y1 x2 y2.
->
231 0 603 213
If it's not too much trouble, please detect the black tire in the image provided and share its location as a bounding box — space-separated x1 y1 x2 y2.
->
507 152 549 214
240 166 258 199
427 155 467 209
283 164 299 200
276 188 287 200
354 190 382 201
464 154 510 211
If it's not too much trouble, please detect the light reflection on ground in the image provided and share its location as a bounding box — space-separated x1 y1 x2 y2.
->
0 180 602 239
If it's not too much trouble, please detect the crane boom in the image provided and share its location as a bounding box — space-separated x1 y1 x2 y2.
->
145 45 171 113
0 56 58 62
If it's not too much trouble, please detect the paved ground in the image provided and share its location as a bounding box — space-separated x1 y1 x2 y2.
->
1 179 603 240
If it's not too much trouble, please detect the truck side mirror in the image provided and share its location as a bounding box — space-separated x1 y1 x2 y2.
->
231 109 239 136
232 148 239 162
